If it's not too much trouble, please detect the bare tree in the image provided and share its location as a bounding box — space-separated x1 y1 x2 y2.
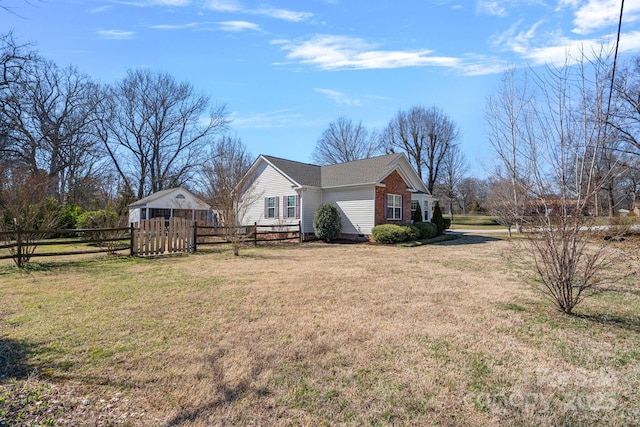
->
609 56 640 155
486 176 528 238
0 0 43 16
0 53 104 204
1 32 32 166
312 116 381 165
489 52 623 314
381 105 459 193
485 67 535 233
0 166 60 267
458 177 487 214
435 143 468 220
201 136 256 256
97 69 229 200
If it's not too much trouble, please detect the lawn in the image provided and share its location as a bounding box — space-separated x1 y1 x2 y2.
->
1 236 639 426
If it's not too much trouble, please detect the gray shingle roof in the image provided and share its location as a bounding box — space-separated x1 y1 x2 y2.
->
262 155 322 187
321 153 404 188
262 153 408 189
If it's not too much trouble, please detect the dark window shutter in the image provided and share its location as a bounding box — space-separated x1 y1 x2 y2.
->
264 197 268 218
282 196 288 218
275 197 279 219
384 194 388 219
296 195 301 219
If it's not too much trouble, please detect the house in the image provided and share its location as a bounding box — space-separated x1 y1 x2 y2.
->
128 187 218 226
239 153 434 240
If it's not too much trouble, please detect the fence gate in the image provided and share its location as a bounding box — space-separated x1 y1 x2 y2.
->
133 217 193 256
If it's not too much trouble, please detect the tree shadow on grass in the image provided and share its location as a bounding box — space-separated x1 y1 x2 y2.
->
573 313 640 334
434 234 502 246
0 338 48 382
164 349 269 426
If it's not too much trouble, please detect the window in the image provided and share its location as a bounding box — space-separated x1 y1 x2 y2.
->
386 194 402 220
411 200 419 214
285 195 296 218
265 197 277 218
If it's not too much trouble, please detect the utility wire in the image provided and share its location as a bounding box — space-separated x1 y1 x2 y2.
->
605 0 624 121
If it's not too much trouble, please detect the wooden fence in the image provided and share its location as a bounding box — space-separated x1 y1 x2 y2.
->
0 226 131 267
131 217 193 256
0 221 301 266
195 222 302 249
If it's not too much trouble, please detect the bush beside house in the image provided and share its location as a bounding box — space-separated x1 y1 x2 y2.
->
431 202 446 235
371 221 439 244
313 203 342 242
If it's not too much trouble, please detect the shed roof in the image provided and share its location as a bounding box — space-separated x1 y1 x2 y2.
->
129 187 211 210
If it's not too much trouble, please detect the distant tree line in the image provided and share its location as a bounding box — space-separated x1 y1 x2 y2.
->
0 31 237 231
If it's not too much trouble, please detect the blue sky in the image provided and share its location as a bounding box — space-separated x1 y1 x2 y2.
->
5 0 640 177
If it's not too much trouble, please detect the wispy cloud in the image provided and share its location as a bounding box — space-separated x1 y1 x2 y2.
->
205 0 312 22
114 0 191 5
231 109 303 128
90 5 112 13
315 88 362 106
490 20 545 55
205 0 241 12
150 22 203 30
273 35 461 70
573 0 624 34
97 29 135 39
218 20 261 32
477 1 507 17
254 7 312 22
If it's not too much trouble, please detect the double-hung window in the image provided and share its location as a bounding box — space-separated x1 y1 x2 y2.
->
285 195 296 218
386 194 402 220
265 197 277 218
411 200 419 215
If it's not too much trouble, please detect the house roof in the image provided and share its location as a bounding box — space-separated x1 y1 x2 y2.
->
321 153 405 188
257 153 430 194
262 155 321 187
129 187 211 209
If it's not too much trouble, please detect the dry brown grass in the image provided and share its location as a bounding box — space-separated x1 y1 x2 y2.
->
1 235 639 426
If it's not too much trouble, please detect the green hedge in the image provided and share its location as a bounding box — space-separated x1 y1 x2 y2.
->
412 221 438 239
372 224 411 244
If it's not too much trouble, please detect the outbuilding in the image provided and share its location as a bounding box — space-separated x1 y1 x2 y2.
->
128 187 218 226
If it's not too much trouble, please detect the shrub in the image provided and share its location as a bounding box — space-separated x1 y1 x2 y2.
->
431 202 445 235
313 203 342 241
412 221 438 239
76 209 124 254
77 209 120 230
412 205 423 222
405 224 419 241
372 224 411 244
443 218 451 230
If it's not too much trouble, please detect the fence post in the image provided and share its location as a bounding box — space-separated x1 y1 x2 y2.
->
130 223 135 257
16 224 23 268
192 222 197 253
254 222 258 247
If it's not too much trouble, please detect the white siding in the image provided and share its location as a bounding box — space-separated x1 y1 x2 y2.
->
301 189 322 234
240 161 301 226
411 195 434 222
322 187 376 235
128 207 140 225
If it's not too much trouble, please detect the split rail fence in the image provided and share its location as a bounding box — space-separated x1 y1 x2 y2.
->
0 219 301 265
